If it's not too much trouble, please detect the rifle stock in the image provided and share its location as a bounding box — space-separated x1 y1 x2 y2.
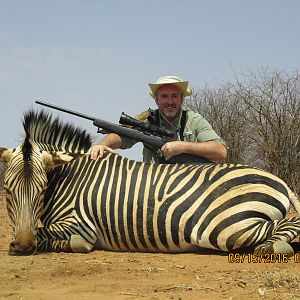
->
35 100 212 165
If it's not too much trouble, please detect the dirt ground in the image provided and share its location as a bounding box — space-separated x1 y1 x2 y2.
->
0 195 300 300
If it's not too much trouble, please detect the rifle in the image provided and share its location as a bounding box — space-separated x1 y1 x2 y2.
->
35 100 212 164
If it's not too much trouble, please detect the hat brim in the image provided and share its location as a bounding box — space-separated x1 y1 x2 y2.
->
148 81 192 99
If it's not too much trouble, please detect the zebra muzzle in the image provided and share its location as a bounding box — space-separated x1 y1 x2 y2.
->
9 240 37 256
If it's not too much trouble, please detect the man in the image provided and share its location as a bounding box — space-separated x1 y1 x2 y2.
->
90 75 227 163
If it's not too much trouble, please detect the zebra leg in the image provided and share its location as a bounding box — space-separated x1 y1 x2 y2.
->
37 227 95 253
254 217 300 256
37 238 73 253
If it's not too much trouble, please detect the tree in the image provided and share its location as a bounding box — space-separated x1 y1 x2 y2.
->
234 69 300 195
185 68 300 196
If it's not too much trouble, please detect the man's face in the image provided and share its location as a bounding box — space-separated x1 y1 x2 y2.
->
155 84 183 122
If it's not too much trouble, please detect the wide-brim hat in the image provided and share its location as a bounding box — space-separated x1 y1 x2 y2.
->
148 75 192 99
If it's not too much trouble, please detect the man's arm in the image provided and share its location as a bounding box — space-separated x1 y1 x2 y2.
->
161 140 228 162
171 111 227 162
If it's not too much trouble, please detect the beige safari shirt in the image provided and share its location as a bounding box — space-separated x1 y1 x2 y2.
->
120 110 225 163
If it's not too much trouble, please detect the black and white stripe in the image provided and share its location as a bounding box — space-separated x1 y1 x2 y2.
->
39 153 300 254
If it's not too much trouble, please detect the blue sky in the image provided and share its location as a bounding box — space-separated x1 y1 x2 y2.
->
0 0 299 161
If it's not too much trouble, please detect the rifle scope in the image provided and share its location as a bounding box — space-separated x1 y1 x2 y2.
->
119 113 176 138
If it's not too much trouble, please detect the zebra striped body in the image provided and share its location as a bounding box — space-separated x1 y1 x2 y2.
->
1 110 299 255
38 153 298 253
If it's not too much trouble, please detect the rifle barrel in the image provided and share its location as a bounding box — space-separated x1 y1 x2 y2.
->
35 100 95 122
35 100 165 149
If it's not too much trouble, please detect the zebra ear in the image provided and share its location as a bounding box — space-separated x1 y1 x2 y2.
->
41 151 81 168
0 148 13 166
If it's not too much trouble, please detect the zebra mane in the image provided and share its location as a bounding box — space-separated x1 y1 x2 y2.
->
23 110 93 154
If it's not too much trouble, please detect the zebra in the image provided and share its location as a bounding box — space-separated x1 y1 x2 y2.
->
0 110 299 256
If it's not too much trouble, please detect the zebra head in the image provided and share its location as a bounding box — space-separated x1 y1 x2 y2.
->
0 110 92 255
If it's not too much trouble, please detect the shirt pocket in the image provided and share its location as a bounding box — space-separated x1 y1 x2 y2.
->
183 130 196 142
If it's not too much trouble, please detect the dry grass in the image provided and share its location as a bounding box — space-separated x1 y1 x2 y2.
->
256 271 299 289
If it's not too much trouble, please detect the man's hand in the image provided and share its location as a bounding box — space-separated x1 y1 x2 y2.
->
161 141 183 160
89 144 116 160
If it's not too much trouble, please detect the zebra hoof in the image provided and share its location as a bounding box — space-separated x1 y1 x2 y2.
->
70 235 93 253
272 241 294 257
254 241 294 257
